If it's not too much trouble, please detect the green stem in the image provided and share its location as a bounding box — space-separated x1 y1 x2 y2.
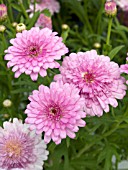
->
18 0 29 19
34 0 36 14
76 122 121 158
77 105 128 158
106 17 113 45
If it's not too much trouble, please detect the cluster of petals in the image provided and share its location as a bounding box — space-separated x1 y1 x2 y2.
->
0 118 49 170
120 56 128 84
29 0 60 16
4 27 68 81
54 50 127 117
25 81 86 144
35 13 52 29
114 0 128 11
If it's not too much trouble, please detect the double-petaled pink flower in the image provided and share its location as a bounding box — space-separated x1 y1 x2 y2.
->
0 118 49 170
54 50 127 116
4 27 68 81
25 81 86 144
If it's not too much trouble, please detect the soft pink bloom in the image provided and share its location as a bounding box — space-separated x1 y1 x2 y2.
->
35 13 52 29
0 4 7 21
40 0 60 15
25 81 86 144
4 27 68 81
54 50 127 117
0 118 49 170
114 0 128 11
105 1 117 15
120 56 128 84
29 0 60 16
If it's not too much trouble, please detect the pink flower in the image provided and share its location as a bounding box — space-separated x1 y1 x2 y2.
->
0 118 49 170
114 0 128 11
35 13 52 29
54 50 127 117
105 1 117 16
39 0 60 15
4 27 68 81
25 81 86 144
29 0 60 16
0 4 7 21
120 56 128 84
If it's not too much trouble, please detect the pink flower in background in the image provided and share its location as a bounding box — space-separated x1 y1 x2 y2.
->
29 0 60 15
4 27 68 81
54 50 127 117
40 0 60 15
35 13 52 29
114 0 128 11
120 55 128 84
0 118 49 170
25 81 86 144
0 4 7 21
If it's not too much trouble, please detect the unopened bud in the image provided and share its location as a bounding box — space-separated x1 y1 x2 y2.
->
12 22 17 27
3 113 9 118
3 99 12 107
62 24 69 30
105 1 117 17
16 23 26 32
0 25 6 32
93 42 101 49
0 4 7 22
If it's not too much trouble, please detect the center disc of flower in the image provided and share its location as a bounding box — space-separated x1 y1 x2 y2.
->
82 72 95 83
5 139 21 157
50 108 58 116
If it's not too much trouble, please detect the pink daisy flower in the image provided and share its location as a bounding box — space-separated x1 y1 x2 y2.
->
35 13 52 29
4 27 68 81
25 81 86 144
54 50 127 117
0 118 49 170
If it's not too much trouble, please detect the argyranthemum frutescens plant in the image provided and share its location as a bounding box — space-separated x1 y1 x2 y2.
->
0 0 128 169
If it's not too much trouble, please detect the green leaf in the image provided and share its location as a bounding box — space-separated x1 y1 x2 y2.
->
108 45 124 60
26 11 40 29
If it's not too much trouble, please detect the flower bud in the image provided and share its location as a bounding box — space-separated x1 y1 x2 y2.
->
0 4 7 22
62 24 69 30
0 25 6 32
105 1 117 17
3 99 12 107
93 42 101 49
16 23 26 32
12 22 17 27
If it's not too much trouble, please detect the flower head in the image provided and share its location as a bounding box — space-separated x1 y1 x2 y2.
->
0 118 49 170
120 55 128 84
35 14 52 29
114 0 128 11
28 0 60 16
25 81 86 144
105 1 117 16
0 4 7 22
4 27 68 81
54 50 127 116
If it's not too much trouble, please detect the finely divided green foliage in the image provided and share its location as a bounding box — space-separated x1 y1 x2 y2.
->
0 0 128 169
